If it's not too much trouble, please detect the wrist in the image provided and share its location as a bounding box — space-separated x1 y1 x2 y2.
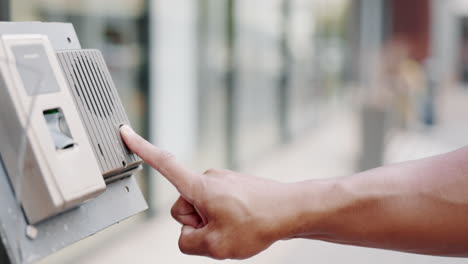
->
276 179 342 240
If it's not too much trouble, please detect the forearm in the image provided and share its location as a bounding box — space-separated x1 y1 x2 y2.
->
283 147 468 257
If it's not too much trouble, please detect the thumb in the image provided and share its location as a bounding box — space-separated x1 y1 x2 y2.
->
178 225 211 257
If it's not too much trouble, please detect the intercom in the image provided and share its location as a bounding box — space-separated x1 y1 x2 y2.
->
0 31 143 224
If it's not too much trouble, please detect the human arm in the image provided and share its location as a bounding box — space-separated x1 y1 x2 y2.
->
285 147 468 257
120 125 468 259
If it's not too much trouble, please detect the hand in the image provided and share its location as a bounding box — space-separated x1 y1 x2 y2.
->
120 126 292 260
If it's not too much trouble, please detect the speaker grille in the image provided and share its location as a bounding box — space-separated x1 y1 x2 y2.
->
71 54 115 118
57 50 142 179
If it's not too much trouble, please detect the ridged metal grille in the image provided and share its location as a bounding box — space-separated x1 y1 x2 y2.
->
71 54 115 118
57 49 141 179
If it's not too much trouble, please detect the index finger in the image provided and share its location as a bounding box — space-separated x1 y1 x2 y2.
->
120 125 200 198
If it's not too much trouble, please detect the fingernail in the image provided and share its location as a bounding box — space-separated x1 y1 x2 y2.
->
120 125 135 137
182 225 196 235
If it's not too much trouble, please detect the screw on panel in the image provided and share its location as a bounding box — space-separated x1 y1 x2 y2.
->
26 225 38 240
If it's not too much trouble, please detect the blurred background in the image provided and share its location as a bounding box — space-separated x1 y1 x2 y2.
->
4 0 468 263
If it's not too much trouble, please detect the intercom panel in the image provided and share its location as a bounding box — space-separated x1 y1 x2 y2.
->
0 34 106 224
0 32 143 224
0 22 148 264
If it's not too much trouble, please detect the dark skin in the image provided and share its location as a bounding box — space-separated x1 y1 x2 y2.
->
121 125 468 260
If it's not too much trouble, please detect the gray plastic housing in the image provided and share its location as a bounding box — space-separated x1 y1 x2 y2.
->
0 34 107 224
57 50 143 181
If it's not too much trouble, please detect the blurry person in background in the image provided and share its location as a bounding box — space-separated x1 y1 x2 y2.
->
386 37 425 130
121 125 468 260
359 36 426 171
371 36 426 131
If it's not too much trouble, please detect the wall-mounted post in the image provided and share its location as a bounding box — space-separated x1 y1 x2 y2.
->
0 2 11 263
